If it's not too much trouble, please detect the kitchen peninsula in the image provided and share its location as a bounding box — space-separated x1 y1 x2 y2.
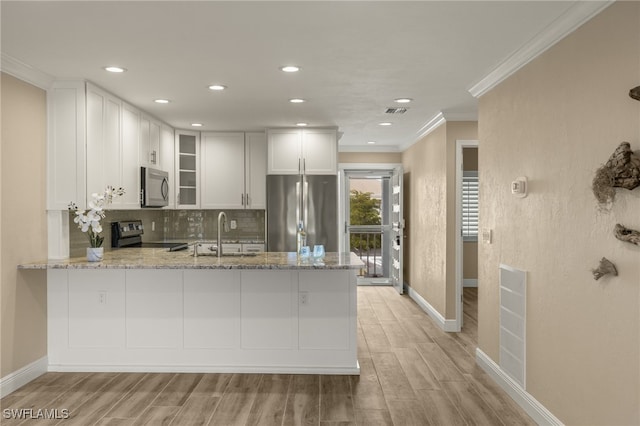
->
20 250 363 375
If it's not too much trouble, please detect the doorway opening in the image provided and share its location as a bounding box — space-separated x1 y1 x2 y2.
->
456 140 479 335
340 165 404 293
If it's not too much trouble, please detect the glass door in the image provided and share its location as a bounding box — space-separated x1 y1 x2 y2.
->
345 171 394 285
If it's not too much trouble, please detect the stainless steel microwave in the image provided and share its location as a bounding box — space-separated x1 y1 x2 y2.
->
140 167 169 207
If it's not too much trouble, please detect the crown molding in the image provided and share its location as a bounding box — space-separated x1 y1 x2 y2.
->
468 1 613 98
0 53 55 90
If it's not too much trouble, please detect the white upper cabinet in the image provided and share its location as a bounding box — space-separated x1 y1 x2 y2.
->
48 80 173 210
267 128 337 175
245 132 267 209
86 84 142 209
47 81 86 210
160 124 175 209
120 103 142 208
200 131 267 210
267 129 302 174
139 114 161 167
201 132 246 209
301 128 337 174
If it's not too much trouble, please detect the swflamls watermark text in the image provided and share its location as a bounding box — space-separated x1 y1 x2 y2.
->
3 408 70 420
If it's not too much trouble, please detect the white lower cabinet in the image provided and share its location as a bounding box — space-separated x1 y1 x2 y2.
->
125 270 183 348
241 271 296 350
183 270 241 349
47 268 358 374
298 271 350 350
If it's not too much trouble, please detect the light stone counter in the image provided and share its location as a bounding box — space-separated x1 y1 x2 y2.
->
19 249 363 270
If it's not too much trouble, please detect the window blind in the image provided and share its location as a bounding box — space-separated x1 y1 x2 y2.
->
462 171 478 240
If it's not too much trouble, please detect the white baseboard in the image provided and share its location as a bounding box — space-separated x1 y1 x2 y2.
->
407 286 458 332
463 278 478 288
476 348 564 426
0 356 48 398
47 362 360 376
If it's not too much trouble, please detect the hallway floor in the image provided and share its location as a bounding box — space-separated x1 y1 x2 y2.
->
0 286 534 425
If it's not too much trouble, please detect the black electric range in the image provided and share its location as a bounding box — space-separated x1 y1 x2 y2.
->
111 220 189 251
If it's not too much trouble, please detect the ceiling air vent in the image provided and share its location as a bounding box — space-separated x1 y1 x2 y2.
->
385 107 408 114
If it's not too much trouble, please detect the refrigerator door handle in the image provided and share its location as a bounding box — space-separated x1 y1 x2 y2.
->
303 178 309 227
296 181 301 227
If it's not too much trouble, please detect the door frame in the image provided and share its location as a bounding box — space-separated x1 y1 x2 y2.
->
455 140 479 332
339 163 403 286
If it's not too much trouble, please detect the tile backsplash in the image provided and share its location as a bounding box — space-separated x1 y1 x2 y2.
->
69 209 265 257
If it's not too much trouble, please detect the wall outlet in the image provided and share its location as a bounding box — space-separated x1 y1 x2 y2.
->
98 292 107 304
230 220 237 230
151 221 155 231
300 291 309 305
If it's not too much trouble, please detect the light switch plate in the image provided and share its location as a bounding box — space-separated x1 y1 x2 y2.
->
482 228 492 244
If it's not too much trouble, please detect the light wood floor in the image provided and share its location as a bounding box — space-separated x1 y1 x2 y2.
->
1 286 535 426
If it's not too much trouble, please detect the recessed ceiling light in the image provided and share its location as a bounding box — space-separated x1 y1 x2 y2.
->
379 122 392 126
281 66 300 73
296 122 308 127
191 123 203 127
208 85 227 91
289 98 305 103
104 66 126 73
394 98 413 103
154 99 170 104
367 141 376 144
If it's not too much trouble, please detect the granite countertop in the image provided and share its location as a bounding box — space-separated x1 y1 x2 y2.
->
18 249 364 270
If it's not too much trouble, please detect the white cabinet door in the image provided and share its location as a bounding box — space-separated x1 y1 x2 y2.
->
86 84 131 209
241 271 296 349
175 131 200 209
125 270 183 348
120 103 141 208
47 81 86 210
298 270 350 350
267 129 302 174
201 132 245 209
302 128 337 174
245 132 267 209
139 115 161 167
160 124 175 209
184 270 241 349
267 128 337 175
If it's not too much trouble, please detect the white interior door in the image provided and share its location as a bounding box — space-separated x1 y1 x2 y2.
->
390 166 404 294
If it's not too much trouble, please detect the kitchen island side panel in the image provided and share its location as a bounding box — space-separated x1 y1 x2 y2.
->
46 268 358 374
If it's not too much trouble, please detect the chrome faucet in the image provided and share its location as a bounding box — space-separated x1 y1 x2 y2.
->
217 211 230 258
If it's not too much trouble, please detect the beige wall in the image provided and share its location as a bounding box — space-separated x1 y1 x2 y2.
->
1 73 48 378
402 121 477 318
339 151 402 164
478 3 639 424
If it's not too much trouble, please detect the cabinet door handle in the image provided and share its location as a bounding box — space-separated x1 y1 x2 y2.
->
246 193 250 206
241 193 244 205
298 158 301 175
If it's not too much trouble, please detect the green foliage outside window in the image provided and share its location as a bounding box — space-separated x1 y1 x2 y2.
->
350 190 381 251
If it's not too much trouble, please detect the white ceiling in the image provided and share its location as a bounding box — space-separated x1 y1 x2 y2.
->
1 1 609 151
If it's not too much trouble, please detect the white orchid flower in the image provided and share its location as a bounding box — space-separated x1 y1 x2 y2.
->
70 186 124 248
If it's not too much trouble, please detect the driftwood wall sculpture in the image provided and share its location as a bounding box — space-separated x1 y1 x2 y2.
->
592 142 640 204
591 257 618 280
614 224 640 246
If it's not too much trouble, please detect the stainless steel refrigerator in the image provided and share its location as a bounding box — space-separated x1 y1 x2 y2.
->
267 174 338 252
